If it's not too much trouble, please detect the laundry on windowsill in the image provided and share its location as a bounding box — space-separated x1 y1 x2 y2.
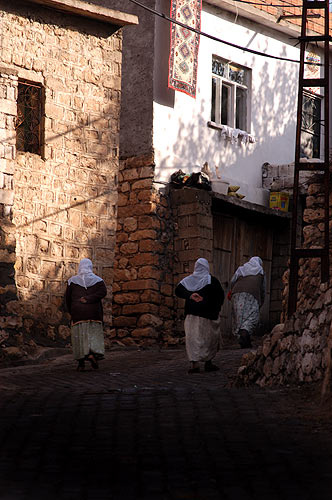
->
220 125 256 144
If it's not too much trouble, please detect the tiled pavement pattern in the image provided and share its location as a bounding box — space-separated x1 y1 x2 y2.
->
1 346 332 500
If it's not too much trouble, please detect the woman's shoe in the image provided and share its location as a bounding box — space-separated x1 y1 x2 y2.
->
205 361 219 372
88 354 99 370
188 367 200 374
238 329 252 348
77 359 85 371
239 332 252 348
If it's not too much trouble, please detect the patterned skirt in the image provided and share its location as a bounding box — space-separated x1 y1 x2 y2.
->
184 314 220 362
231 292 260 337
71 320 105 361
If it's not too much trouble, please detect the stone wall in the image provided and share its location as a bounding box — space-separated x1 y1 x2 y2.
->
0 69 18 356
112 175 290 346
262 161 311 194
112 154 175 346
171 188 213 338
0 2 123 357
269 218 291 327
112 162 216 346
88 0 156 158
238 174 332 386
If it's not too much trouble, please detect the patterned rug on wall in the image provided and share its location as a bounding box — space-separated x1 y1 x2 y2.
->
168 0 202 98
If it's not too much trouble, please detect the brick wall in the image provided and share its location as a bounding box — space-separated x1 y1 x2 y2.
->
0 2 123 357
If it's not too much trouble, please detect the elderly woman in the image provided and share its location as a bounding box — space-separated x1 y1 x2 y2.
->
175 258 224 374
229 256 265 349
65 258 107 371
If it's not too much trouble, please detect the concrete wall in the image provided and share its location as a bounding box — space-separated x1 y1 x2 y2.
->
0 1 123 356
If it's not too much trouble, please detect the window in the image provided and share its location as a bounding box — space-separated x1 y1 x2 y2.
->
211 57 250 131
16 80 44 155
300 91 321 159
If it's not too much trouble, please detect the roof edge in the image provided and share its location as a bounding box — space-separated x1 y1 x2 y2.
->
26 0 139 26
204 0 329 43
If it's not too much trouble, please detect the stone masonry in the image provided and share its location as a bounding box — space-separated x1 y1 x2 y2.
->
171 187 213 339
112 166 291 346
238 172 332 386
112 162 220 346
112 154 176 346
0 1 136 360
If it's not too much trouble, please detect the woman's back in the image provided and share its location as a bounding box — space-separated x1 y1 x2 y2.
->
66 281 107 323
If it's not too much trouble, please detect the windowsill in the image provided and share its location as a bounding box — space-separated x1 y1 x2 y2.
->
207 121 256 144
299 157 324 163
17 151 45 161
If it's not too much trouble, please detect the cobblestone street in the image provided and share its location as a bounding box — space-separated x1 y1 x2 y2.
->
1 345 332 500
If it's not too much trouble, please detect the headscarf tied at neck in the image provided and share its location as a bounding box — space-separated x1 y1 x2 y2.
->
231 256 264 286
68 258 103 289
180 258 212 292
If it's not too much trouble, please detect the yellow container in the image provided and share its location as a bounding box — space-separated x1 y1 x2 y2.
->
269 192 289 212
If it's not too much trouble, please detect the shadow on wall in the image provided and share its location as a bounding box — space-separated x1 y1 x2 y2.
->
0 1 125 361
2 130 118 358
3 190 116 353
157 48 299 181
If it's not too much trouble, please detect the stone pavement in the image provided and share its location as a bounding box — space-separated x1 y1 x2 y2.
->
1 344 332 500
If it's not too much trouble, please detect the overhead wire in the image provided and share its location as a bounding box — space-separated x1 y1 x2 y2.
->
128 0 323 65
226 0 301 8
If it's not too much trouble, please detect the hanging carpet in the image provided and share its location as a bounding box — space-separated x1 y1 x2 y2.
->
168 0 202 98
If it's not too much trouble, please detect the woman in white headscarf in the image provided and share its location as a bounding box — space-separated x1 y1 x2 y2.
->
175 258 224 373
65 258 107 371
229 256 265 348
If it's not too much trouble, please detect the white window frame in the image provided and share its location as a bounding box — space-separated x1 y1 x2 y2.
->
210 57 250 133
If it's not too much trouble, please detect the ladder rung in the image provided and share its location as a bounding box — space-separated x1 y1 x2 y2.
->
295 162 328 171
300 78 327 89
293 248 328 259
303 1 329 9
298 36 332 42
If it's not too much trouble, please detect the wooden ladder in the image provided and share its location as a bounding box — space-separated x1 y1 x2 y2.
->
288 0 331 316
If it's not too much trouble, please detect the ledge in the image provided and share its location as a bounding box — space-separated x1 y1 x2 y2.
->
212 191 292 219
26 0 139 26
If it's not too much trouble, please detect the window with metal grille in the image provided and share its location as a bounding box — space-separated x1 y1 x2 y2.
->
300 91 322 159
16 80 43 155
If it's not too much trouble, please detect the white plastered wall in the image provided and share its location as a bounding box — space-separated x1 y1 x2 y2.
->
153 3 324 205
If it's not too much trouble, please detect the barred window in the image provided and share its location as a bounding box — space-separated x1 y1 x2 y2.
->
300 91 322 159
16 80 44 155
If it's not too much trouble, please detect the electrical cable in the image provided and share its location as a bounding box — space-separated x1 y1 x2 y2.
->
128 0 322 65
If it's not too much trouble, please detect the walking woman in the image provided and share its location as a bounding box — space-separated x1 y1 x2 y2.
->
65 258 107 371
175 258 224 373
229 256 265 348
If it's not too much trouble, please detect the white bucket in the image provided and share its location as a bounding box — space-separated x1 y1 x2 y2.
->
211 180 230 195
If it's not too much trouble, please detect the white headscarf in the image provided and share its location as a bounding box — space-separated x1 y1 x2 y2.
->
231 256 264 286
179 258 212 291
68 258 103 289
